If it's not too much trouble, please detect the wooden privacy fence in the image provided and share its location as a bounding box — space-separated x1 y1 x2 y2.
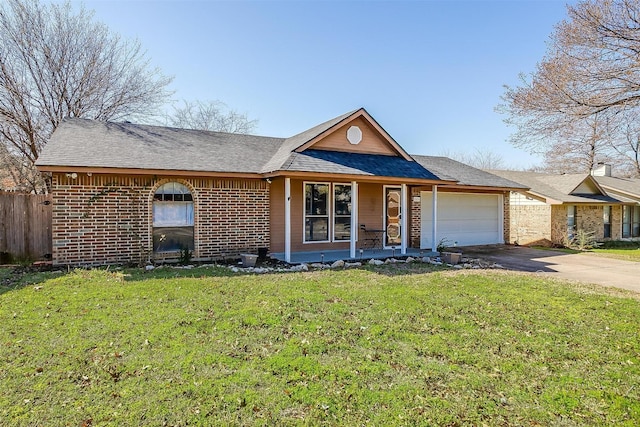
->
0 193 52 262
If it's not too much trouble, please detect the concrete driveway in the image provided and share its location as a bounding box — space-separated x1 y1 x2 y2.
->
462 245 640 293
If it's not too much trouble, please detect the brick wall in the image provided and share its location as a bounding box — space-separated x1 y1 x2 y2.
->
508 193 552 245
410 187 421 248
51 173 269 266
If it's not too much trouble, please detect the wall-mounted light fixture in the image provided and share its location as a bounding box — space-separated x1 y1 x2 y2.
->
65 172 78 179
264 178 272 184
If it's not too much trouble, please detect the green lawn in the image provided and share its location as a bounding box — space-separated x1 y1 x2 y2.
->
590 247 640 262
1 266 639 426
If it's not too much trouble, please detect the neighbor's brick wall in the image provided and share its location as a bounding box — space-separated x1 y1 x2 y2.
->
508 193 553 246
51 173 269 266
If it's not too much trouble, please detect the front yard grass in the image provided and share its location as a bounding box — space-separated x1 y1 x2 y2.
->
590 247 640 262
1 266 639 426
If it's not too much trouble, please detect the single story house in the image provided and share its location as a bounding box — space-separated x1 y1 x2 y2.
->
36 108 525 266
489 167 640 246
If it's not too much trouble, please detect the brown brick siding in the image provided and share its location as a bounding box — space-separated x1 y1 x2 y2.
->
51 173 269 266
410 187 421 248
507 196 624 246
509 203 552 246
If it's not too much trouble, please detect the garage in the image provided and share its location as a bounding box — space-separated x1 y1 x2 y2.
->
420 192 503 249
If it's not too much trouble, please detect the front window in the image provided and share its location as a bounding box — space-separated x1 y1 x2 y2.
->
567 205 577 240
603 205 611 239
304 182 352 243
623 205 631 238
334 184 352 241
633 206 640 237
153 182 194 252
304 183 329 242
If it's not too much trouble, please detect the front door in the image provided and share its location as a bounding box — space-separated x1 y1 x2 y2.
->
384 186 402 247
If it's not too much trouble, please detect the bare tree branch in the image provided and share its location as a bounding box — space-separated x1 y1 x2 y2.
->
167 100 258 134
0 0 173 192
498 0 640 177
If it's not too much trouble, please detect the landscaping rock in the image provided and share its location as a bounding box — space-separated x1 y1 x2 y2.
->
330 260 345 269
145 264 155 271
289 263 309 272
345 262 362 268
368 259 384 266
384 258 398 264
405 256 415 263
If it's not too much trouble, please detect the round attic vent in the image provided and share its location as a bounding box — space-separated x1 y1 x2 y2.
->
347 125 362 145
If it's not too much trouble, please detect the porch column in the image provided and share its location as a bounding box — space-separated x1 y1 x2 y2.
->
350 181 357 259
401 184 408 255
498 193 505 244
431 185 438 252
284 177 291 263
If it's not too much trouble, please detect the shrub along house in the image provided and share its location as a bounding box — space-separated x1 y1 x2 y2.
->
36 108 524 266
489 168 640 246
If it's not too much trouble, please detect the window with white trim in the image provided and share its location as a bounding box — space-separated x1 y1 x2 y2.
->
304 182 352 243
304 183 329 242
333 184 352 241
153 182 194 252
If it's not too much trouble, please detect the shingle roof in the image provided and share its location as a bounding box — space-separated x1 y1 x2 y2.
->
412 156 527 189
593 175 640 199
283 150 441 180
488 170 624 204
260 110 359 173
36 118 284 173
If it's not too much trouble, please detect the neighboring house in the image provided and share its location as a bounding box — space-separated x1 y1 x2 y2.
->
490 168 640 246
36 108 523 266
591 164 640 239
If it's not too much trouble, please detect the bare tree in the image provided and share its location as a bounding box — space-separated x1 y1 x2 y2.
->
440 148 505 170
167 100 258 134
0 0 173 192
498 0 640 177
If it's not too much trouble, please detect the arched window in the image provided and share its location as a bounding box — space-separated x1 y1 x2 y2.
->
152 182 194 252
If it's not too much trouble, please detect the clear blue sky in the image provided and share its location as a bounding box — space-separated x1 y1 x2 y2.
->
79 0 572 169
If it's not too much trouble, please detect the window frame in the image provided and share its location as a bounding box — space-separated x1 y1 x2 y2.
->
567 205 577 240
303 182 353 244
623 205 631 238
303 182 331 243
333 183 352 242
603 205 612 239
152 182 195 253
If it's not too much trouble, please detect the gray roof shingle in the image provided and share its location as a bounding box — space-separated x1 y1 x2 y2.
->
488 170 624 204
283 150 441 180
36 118 284 173
412 156 527 189
593 175 640 199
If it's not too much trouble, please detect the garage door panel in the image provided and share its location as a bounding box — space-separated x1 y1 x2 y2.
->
420 192 502 248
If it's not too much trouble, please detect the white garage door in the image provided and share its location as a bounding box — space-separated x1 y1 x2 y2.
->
420 192 503 249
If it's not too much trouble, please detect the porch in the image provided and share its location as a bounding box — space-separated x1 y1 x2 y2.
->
270 247 436 264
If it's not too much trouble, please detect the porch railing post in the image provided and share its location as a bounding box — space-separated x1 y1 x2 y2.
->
401 184 407 255
431 185 438 252
350 181 357 259
285 177 291 263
